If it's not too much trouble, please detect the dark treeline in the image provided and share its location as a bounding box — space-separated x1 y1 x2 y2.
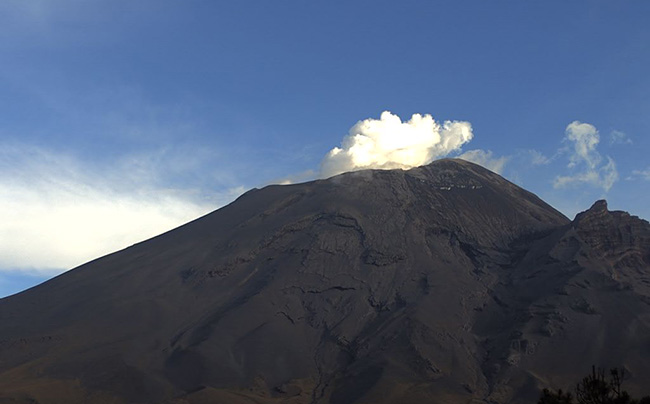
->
539 367 650 404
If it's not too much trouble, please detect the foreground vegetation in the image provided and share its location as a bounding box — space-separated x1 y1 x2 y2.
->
539 367 650 404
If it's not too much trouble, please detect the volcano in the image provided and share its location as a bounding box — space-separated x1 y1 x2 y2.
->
1 159 649 404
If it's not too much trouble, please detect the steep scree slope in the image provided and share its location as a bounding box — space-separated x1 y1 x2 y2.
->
0 159 648 404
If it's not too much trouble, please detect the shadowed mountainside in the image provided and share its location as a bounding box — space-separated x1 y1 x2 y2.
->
0 159 648 404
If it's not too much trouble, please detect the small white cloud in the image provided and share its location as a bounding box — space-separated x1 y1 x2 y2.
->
553 121 618 191
458 149 509 174
564 121 601 169
0 145 240 275
610 130 632 145
320 111 473 178
554 157 618 191
630 168 650 181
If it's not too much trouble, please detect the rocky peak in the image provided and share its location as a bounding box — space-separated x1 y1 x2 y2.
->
573 199 609 224
588 199 608 212
572 199 650 274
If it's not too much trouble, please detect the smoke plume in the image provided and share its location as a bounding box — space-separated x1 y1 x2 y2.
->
320 111 473 178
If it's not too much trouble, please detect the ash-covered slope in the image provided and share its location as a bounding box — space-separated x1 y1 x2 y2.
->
0 159 648 404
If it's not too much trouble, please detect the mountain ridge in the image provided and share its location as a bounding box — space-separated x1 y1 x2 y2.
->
1 158 648 404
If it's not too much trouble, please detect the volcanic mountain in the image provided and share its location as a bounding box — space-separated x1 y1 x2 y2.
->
1 159 649 404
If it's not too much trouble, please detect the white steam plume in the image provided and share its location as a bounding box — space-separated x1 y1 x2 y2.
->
320 111 473 178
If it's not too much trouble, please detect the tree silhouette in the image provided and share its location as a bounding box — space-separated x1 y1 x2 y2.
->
538 367 650 404
539 388 573 404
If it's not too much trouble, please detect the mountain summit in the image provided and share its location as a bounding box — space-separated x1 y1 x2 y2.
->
1 159 648 404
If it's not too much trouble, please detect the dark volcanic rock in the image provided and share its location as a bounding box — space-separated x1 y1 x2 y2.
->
0 159 648 404
574 200 650 273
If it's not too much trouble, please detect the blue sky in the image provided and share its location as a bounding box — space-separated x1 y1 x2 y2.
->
1 0 649 297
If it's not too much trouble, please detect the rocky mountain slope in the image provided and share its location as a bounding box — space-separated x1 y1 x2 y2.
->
0 159 648 404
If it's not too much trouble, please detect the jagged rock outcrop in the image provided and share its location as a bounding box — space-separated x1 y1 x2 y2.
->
0 159 648 404
574 200 650 273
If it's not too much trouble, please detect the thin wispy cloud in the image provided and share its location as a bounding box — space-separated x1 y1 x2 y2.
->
458 149 509 174
554 121 618 192
320 111 473 178
0 144 241 275
526 149 552 166
609 130 632 145
629 168 650 181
